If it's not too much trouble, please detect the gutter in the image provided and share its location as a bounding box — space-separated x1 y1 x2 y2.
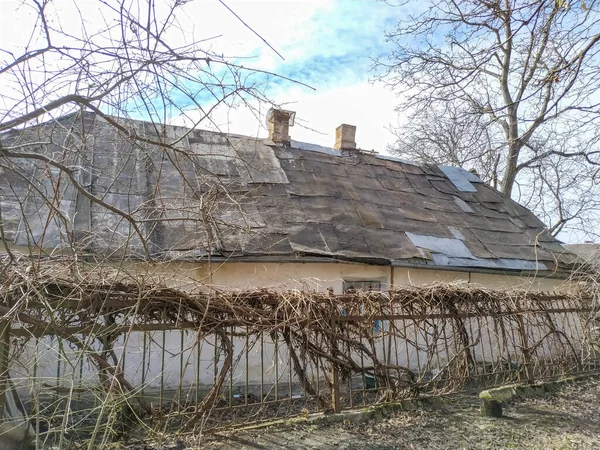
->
389 259 570 280
202 254 571 280
0 247 572 280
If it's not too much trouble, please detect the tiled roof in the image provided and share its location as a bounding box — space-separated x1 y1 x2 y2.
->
0 112 578 274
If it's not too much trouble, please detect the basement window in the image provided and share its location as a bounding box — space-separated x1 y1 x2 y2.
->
342 280 382 292
343 280 384 332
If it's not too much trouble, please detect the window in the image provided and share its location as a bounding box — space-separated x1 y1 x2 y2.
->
343 280 382 292
343 280 384 332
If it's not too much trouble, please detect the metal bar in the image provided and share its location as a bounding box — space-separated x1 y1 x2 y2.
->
288 334 293 401
403 317 412 384
482 315 497 375
329 316 341 413
33 337 40 449
393 316 401 389
160 330 166 407
9 307 591 338
10 321 204 337
260 332 264 403
77 345 84 410
229 327 233 408
418 314 431 377
274 333 279 401
359 315 366 405
439 316 452 387
413 319 423 380
245 329 249 406
195 336 201 405
55 338 62 404
315 345 321 412
303 339 309 401
179 330 185 407
346 319 353 409
141 332 147 397
334 308 593 322
19 290 583 312
514 300 533 383
464 315 479 375
0 320 10 417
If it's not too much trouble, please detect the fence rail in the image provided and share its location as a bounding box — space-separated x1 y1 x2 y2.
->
0 277 599 448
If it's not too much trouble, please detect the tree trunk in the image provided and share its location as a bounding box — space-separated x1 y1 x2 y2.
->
501 142 520 197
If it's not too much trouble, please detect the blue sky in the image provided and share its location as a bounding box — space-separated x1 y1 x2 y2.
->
255 1 397 87
0 0 403 150
170 0 403 151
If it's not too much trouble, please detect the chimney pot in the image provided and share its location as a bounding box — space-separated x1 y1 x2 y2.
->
334 124 357 152
267 109 294 145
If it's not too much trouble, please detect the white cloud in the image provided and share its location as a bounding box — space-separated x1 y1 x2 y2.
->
2 0 402 151
175 0 336 70
175 80 400 153
276 82 400 152
166 0 402 151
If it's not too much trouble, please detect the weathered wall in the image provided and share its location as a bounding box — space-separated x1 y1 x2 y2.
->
202 261 567 293
10 259 572 405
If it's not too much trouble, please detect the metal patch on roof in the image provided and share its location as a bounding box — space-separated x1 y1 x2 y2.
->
417 247 432 259
461 170 482 183
448 226 464 240
431 253 496 268
430 254 548 271
375 154 421 166
439 166 478 192
495 258 547 271
291 140 339 156
405 232 474 258
453 196 475 213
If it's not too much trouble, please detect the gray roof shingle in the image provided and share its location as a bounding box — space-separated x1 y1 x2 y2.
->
0 112 578 274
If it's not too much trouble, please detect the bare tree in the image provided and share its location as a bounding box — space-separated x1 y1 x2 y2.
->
391 101 505 188
0 2 303 446
0 0 302 258
1 0 275 130
378 0 600 237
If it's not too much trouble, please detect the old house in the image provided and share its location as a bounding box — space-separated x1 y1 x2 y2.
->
0 110 579 291
565 243 600 271
0 109 582 406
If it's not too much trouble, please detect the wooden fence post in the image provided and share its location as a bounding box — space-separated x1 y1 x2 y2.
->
514 301 533 383
329 316 341 413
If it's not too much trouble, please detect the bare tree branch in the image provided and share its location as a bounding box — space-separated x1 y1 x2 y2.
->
378 0 600 237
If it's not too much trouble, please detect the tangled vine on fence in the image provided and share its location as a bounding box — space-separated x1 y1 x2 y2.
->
0 259 598 446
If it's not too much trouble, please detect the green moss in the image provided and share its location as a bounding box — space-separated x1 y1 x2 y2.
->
479 385 517 402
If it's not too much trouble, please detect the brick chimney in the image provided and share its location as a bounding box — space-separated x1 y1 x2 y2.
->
267 109 295 146
334 124 357 153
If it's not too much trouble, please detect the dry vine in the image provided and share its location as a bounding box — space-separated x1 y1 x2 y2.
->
0 257 598 448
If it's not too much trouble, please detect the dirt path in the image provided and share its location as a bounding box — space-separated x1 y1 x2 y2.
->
194 378 600 450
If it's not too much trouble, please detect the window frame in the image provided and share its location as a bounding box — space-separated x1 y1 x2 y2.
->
342 278 387 333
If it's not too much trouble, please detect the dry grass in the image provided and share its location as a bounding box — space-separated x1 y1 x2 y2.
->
195 377 600 450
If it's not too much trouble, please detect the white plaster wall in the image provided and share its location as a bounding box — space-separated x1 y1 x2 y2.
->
10 260 576 403
469 272 565 292
202 262 568 293
205 261 391 293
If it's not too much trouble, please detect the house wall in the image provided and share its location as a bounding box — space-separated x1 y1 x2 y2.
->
202 261 566 293
10 259 573 405
1 244 569 292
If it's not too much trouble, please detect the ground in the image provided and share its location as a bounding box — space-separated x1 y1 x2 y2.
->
129 378 600 450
